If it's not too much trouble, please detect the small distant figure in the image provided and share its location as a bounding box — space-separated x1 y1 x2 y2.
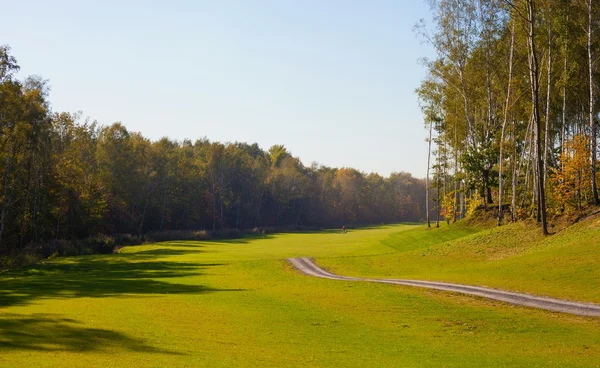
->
342 225 347 234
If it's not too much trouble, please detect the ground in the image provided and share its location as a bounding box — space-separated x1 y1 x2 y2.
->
1 222 599 367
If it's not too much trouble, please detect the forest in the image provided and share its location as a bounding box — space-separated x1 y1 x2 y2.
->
418 0 599 233
0 45 425 253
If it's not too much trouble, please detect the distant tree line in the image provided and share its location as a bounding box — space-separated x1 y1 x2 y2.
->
0 45 426 252
418 0 599 233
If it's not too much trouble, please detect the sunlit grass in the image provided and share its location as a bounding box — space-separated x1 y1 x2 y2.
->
1 222 599 367
321 217 600 303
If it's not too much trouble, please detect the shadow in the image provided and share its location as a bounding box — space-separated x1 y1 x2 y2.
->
155 237 270 245
132 248 206 257
149 224 413 247
0 254 236 308
150 241 207 248
0 313 183 354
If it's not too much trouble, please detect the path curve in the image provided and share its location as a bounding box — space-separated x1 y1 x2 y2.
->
288 257 600 317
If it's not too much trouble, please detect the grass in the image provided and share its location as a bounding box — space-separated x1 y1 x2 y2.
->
320 215 600 304
0 222 599 367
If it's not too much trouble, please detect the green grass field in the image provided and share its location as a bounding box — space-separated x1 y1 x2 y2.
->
1 221 599 367
321 216 600 304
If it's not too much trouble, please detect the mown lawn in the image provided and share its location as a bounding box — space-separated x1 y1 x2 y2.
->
320 216 600 304
1 223 599 367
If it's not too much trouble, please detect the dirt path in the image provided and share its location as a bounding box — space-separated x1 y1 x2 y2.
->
288 257 600 317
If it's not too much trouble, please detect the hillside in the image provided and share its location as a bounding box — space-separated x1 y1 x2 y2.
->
320 211 600 304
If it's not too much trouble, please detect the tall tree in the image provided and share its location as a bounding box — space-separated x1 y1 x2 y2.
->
586 0 599 204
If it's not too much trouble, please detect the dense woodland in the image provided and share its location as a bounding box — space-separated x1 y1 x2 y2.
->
0 45 426 252
418 0 600 232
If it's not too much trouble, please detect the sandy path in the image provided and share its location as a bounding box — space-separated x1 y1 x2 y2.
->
288 257 600 317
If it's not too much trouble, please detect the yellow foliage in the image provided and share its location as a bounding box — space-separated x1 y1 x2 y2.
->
441 191 457 223
548 135 591 214
467 196 484 217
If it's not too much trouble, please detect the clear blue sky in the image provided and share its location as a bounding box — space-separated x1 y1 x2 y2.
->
3 0 434 177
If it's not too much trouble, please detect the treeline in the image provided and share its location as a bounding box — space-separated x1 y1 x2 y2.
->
418 0 599 232
0 45 426 251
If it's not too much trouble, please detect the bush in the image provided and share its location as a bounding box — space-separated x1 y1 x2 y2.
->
0 251 42 270
82 235 116 255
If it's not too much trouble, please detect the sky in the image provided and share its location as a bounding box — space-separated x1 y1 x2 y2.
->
2 0 435 177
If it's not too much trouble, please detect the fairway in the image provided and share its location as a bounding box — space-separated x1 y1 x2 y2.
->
1 224 600 367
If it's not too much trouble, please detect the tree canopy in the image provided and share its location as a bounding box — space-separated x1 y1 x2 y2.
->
418 0 600 232
0 46 426 251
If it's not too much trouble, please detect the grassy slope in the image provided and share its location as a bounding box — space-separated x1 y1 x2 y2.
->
0 223 598 367
320 215 600 304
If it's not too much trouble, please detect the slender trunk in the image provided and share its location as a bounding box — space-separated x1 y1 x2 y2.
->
588 0 599 204
499 23 515 226
544 24 552 182
511 123 518 221
436 166 440 229
522 115 534 208
460 179 465 219
453 148 458 222
458 69 477 149
561 37 568 171
426 122 433 228
527 0 548 234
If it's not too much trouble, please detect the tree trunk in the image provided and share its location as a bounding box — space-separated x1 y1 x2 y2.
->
521 117 534 209
436 168 440 229
588 0 599 204
526 0 548 234
511 124 518 222
426 122 433 228
544 24 552 182
499 23 515 226
561 38 567 170
453 150 458 222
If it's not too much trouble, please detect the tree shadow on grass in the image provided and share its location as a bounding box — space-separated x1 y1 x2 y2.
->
132 248 207 257
0 251 238 308
147 241 208 248
0 313 183 354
